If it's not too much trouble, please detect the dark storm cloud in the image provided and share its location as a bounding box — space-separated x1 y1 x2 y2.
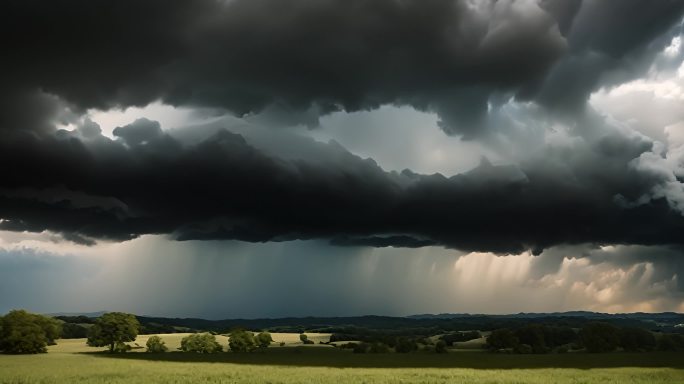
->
2 0 684 254
1 118 684 254
5 0 681 136
531 0 684 112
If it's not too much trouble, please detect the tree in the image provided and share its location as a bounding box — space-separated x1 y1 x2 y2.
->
299 333 314 345
368 342 390 353
514 324 547 354
619 327 656 352
229 329 256 352
180 333 222 353
61 323 89 339
255 331 273 348
434 340 448 353
87 312 139 353
486 329 518 351
146 335 168 353
0 310 62 354
395 337 418 353
579 322 620 353
657 333 684 351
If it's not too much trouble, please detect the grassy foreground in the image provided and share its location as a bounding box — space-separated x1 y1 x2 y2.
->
1 335 683 384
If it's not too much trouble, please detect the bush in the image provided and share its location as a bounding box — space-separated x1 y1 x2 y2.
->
255 332 273 348
229 329 256 352
146 335 168 353
0 310 62 354
113 341 132 353
299 333 314 344
180 333 222 353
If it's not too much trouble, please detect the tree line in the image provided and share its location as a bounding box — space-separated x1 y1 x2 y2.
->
2 310 683 355
485 322 684 353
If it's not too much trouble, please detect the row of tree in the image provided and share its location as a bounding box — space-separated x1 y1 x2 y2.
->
84 312 278 353
486 322 684 353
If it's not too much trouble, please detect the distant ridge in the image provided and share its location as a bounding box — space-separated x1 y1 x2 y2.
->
47 311 107 317
49 311 684 335
407 311 683 319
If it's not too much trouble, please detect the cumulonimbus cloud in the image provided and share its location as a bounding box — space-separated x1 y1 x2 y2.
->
1 0 684 256
2 0 682 135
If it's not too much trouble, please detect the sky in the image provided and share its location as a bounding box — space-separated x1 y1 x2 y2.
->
1 0 684 318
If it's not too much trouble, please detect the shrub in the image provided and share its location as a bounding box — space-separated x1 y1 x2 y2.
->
113 341 132 353
298 333 314 344
145 335 168 353
229 329 256 352
180 333 222 353
255 332 273 348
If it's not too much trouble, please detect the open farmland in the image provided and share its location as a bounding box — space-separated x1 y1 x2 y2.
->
1 335 683 384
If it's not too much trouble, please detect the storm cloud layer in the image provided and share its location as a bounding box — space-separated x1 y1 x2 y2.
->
2 0 683 134
1 113 684 255
1 0 684 257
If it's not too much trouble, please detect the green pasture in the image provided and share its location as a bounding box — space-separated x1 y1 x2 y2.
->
1 334 683 384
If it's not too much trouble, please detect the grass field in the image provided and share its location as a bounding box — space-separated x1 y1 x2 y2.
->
1 334 683 383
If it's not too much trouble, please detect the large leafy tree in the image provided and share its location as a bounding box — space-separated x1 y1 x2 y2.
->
87 312 139 353
0 309 62 354
229 329 256 352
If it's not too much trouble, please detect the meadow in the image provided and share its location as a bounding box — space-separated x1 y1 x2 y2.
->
1 334 683 384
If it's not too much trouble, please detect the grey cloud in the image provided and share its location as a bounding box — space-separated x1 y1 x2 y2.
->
2 113 684 254
2 1 681 137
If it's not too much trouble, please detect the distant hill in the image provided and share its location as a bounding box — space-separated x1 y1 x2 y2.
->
47 311 107 318
408 311 684 320
52 311 684 338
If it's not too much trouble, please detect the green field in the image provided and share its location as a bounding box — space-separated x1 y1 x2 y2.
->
1 334 683 384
